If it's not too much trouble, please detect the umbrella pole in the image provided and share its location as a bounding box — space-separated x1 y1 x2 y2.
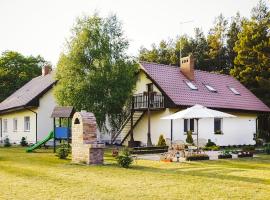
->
196 118 199 154
170 119 173 146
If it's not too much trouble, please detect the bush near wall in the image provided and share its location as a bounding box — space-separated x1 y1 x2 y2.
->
186 154 209 161
238 152 253 158
218 154 232 159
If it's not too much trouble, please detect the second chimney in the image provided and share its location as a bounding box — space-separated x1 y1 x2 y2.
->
42 65 52 76
180 55 195 81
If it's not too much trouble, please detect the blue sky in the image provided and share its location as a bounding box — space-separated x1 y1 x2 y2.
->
0 0 267 65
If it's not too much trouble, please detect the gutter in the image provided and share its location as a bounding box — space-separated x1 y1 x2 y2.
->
24 107 38 143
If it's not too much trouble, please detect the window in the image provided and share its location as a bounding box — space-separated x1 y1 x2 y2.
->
147 83 153 92
229 87 240 95
184 81 198 90
13 118 18 132
204 84 217 92
24 116 30 131
184 119 195 133
214 118 222 134
184 119 188 132
3 119 7 133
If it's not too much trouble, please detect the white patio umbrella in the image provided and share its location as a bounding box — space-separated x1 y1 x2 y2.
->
161 104 236 152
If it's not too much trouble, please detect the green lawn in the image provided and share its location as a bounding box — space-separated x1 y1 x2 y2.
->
0 147 270 200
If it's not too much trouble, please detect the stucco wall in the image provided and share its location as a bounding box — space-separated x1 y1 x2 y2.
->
37 88 57 142
0 88 57 144
124 108 257 146
134 71 160 94
0 109 37 144
124 70 257 146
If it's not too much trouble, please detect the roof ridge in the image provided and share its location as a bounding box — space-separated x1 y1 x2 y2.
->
194 69 233 78
139 61 178 68
140 61 234 78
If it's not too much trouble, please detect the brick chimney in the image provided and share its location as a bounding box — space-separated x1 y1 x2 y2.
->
180 55 195 80
42 65 52 76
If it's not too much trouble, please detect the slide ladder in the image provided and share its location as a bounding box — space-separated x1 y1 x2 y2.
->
26 131 54 152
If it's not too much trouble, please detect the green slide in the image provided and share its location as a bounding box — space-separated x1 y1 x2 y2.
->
26 131 54 152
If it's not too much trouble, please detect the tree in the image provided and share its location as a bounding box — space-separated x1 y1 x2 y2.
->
54 14 138 131
0 51 47 102
226 12 242 71
139 39 177 65
231 0 270 106
190 28 210 71
207 14 228 72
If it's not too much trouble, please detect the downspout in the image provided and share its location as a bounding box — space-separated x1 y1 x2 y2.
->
24 107 38 143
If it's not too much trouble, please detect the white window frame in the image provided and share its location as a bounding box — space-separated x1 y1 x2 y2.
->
3 119 8 133
24 116 30 132
214 118 223 134
204 84 217 92
184 80 198 90
229 87 240 95
13 118 18 132
184 119 197 134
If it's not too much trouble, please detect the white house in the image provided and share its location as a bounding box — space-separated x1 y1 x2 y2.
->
113 56 270 147
0 66 57 144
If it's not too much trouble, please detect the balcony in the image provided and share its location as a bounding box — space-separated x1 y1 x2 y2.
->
132 93 165 110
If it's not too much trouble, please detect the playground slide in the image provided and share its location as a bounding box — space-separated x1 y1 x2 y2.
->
26 131 54 152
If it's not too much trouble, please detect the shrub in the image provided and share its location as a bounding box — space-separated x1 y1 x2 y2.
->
186 131 193 144
157 134 166 146
20 137 28 147
265 143 270 155
203 145 220 151
186 154 209 161
206 139 216 147
4 137 11 147
242 145 255 152
218 150 232 159
218 154 232 159
116 148 133 168
238 151 253 158
56 142 70 159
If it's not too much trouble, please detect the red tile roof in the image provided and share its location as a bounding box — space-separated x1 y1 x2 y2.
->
0 73 56 113
140 62 270 112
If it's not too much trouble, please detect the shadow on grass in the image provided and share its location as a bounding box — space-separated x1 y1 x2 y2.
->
128 162 270 185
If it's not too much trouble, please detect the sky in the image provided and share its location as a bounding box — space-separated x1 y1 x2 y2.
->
0 0 267 66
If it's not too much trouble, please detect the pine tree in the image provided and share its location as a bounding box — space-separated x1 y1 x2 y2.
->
231 0 270 106
226 12 242 73
207 14 228 72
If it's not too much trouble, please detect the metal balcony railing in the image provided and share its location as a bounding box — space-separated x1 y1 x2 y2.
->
133 93 164 109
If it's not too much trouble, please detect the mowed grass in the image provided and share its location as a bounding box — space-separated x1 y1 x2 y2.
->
1 147 270 200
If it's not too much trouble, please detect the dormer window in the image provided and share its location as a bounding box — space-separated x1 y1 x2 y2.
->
204 84 217 93
229 87 240 95
184 80 197 90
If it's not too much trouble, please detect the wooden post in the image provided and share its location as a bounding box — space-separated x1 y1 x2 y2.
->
130 110 134 142
53 118 56 153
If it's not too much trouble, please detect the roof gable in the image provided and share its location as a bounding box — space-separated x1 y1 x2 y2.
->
140 62 270 112
0 73 56 113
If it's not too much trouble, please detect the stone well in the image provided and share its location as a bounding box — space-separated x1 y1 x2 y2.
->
72 111 104 165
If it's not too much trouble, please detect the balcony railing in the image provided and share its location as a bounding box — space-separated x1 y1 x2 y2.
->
132 93 164 110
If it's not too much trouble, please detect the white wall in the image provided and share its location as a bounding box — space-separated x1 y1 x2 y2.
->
124 109 257 146
134 71 161 94
0 88 57 144
0 109 37 144
37 88 57 142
